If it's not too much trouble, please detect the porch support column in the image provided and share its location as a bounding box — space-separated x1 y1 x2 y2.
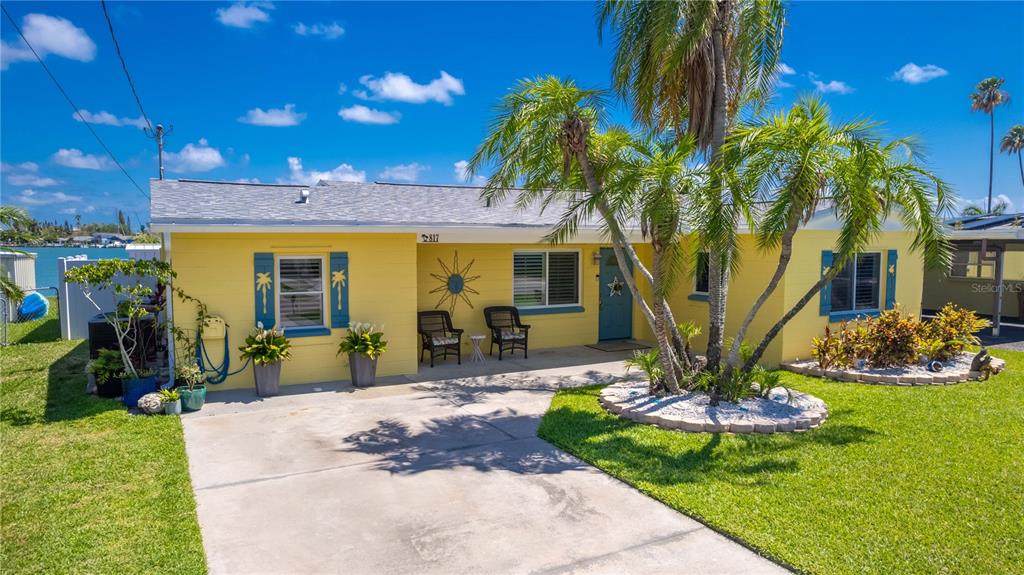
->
993 245 1004 337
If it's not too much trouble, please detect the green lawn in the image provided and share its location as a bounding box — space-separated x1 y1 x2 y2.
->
540 352 1024 575
1 303 206 574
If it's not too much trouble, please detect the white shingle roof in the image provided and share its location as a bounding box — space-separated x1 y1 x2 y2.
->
150 179 593 229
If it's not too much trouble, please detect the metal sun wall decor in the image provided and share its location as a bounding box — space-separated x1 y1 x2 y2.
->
430 250 480 314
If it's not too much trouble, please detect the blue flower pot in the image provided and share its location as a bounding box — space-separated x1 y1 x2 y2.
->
123 375 157 408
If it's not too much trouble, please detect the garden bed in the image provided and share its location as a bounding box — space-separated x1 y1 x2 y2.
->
781 352 1005 386
599 380 828 433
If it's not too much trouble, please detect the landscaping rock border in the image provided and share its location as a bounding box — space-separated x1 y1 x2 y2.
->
599 381 828 434
780 354 1005 386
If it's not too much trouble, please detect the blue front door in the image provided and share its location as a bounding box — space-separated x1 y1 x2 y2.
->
598 247 633 340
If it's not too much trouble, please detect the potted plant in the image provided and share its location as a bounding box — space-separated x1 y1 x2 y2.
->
123 368 157 409
88 348 125 399
338 322 388 387
175 360 207 412
159 388 181 415
239 327 292 397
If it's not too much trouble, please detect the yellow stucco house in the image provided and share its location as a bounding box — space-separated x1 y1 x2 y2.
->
150 178 924 390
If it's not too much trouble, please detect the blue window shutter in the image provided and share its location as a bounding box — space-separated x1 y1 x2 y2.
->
254 253 275 328
329 252 349 329
885 249 898 309
820 250 833 316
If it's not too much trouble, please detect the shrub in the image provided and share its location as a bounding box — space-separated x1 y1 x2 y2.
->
921 303 990 361
812 324 850 369
861 307 922 368
624 349 664 387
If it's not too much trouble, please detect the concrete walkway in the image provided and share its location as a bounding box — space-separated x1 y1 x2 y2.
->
182 347 789 574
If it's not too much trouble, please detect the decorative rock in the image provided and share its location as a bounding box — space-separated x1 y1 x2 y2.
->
780 352 1003 387
137 392 164 415
599 381 828 435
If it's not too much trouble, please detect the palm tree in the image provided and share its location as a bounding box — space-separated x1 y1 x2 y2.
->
599 0 786 371
0 206 32 303
962 197 1009 216
722 96 953 371
1001 124 1024 188
970 77 1010 212
468 77 701 393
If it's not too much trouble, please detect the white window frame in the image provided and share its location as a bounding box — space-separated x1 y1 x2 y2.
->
276 254 328 330
831 251 881 313
512 249 581 309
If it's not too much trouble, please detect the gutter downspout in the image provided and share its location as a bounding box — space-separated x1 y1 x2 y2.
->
162 231 175 381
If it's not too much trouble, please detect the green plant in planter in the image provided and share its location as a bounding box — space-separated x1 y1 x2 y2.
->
158 388 180 402
239 327 292 365
87 348 126 397
337 322 388 359
174 360 207 411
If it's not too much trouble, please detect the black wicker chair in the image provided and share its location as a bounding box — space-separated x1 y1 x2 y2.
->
483 306 530 360
418 310 463 367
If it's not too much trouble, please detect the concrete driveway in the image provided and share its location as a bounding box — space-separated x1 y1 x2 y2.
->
182 347 789 574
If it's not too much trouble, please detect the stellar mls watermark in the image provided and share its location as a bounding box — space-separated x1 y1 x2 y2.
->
971 282 1024 293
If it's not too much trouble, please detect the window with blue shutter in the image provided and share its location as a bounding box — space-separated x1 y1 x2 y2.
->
329 252 349 328
885 250 898 309
253 252 275 328
819 250 833 316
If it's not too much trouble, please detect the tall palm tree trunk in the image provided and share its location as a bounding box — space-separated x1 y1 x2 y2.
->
988 111 995 213
652 243 682 394
704 0 733 373
743 266 841 371
1018 151 1023 187
726 213 799 371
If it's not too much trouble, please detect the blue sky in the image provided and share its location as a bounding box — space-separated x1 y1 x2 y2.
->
1 1 1022 226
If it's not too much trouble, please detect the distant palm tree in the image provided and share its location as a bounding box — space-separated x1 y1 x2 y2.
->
970 77 1010 212
1001 124 1024 188
962 197 1009 216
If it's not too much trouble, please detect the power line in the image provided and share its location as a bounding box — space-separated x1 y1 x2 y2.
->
100 0 153 134
1 4 150 200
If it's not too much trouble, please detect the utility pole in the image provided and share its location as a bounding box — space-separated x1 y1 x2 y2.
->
144 123 172 180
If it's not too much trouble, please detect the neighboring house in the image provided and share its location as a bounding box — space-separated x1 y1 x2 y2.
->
150 179 924 390
922 213 1024 332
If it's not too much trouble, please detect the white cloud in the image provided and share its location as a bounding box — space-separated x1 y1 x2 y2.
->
234 177 262 184
775 62 796 88
960 194 1015 214
7 173 59 187
337 82 348 95
354 71 465 105
283 157 365 184
74 109 148 129
164 138 226 173
809 73 854 95
1 14 96 71
338 105 400 125
891 63 948 85
215 1 273 28
51 148 113 170
1 161 59 187
378 163 428 183
454 160 486 185
15 189 82 206
238 103 306 127
293 21 344 39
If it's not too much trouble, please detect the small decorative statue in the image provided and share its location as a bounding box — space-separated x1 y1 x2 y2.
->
137 392 164 415
970 348 994 379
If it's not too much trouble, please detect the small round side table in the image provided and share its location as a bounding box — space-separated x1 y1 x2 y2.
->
470 334 486 363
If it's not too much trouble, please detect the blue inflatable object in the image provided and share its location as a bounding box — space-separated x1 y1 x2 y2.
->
17 291 48 321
